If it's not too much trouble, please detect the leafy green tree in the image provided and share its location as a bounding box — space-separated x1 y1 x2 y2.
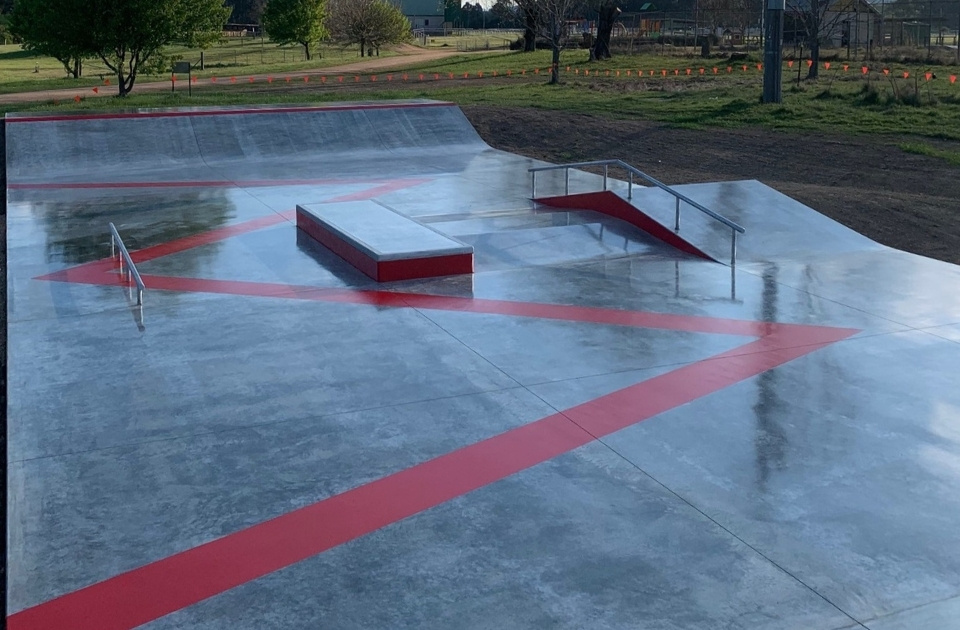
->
9 0 93 78
263 0 327 60
90 0 230 95
327 0 408 57
11 0 230 95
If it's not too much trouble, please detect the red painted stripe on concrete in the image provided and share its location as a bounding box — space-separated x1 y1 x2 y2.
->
130 212 294 264
537 191 715 261
323 178 432 203
7 325 855 630
5 101 455 124
9 179 367 190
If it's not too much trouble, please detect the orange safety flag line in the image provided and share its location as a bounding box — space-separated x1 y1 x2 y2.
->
788 60 794 67
903 71 910 78
883 68 890 75
951 75 957 84
843 64 849 71
862 66 868 74
699 68 705 75
925 72 932 81
268 77 274 83
92 87 98 94
824 62 831 70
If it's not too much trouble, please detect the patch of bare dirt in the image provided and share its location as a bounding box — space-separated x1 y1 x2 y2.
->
464 105 960 264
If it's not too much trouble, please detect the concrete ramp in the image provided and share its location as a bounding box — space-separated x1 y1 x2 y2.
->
539 179 883 264
5 101 487 184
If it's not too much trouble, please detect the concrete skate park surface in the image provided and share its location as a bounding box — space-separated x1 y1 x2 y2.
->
7 100 960 629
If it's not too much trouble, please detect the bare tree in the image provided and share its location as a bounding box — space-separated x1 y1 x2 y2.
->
534 0 582 84
515 0 541 51
590 0 619 60
787 0 849 78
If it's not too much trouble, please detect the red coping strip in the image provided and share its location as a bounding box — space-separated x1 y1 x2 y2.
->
536 191 715 261
17 211 861 630
5 101 454 124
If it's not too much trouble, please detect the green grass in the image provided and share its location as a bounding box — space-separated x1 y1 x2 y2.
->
900 141 960 166
0 38 393 92
2 46 959 145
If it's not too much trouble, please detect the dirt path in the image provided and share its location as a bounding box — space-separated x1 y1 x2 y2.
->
464 106 960 265
0 44 463 105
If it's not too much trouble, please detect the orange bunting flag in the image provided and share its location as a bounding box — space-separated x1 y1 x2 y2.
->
171 74 176 82
861 66 868 74
192 76 198 83
521 69 525 75
903 71 909 79
605 70 610 76
337 76 343 83
616 70 620 77
74 95 81 103
268 76 273 83
699 68 705 75
757 63 762 70
925 72 932 81
788 60 794 67
843 64 848 71
433 73 439 80
806 59 813 67
824 62 831 70
448 72 454 79
661 69 667 76
626 70 631 76
463 72 469 79
534 68 539 74
248 77 254 83
712 67 718 74
493 70 498 76
507 70 512 75
104 78 110 85
419 73 424 80
649 70 654 76
320 76 327 83
286 76 291 82
303 76 309 83
478 71 483 78
402 74 408 81
230 76 236 83
92 87 98 94
951 75 957 84
584 69 589 76
211 76 217 82
370 75 377 81
742 65 747 72
883 68 890 75
686 68 691 75
673 69 679 75
727 66 732 73
565 66 570 72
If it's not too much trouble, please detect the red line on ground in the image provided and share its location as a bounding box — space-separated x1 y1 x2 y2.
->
5 101 454 124
322 178 432 203
6 326 855 630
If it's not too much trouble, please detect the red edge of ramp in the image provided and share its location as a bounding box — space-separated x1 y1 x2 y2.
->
536 191 715 261
295 207 473 282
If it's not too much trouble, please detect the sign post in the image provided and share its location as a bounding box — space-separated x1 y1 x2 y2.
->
173 61 192 96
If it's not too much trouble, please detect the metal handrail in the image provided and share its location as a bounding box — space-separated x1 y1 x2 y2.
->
528 159 745 266
109 223 145 305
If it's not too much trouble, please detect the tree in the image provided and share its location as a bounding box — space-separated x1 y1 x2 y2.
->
11 0 230 92
590 0 619 60
224 0 267 23
534 0 581 84
263 0 327 60
787 0 847 78
92 0 230 95
9 0 92 78
515 0 540 51
327 0 409 57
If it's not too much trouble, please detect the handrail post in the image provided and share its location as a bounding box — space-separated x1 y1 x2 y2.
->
564 167 569 196
674 197 681 232
603 164 608 191
531 171 536 198
628 172 633 200
730 229 738 267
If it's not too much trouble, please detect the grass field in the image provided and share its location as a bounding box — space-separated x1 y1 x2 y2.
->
0 38 389 93
1 44 958 160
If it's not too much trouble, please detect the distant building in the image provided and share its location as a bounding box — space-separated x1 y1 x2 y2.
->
786 0 882 48
393 0 445 29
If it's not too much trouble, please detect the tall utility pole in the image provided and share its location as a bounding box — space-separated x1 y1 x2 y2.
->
763 0 785 103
